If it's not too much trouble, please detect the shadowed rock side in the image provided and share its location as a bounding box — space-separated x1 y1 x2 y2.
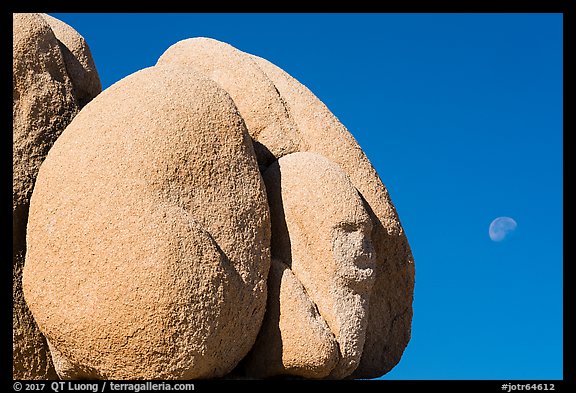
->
13 253 57 380
13 12 100 380
23 65 270 380
155 37 414 379
40 14 102 108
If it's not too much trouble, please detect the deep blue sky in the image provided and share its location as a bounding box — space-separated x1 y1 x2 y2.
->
50 13 563 380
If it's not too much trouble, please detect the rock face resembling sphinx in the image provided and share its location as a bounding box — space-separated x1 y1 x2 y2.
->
13 13 101 380
244 152 377 379
23 65 271 380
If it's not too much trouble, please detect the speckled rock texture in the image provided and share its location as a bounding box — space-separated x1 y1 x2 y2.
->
19 33 413 380
154 37 415 379
13 12 100 380
22 65 270 380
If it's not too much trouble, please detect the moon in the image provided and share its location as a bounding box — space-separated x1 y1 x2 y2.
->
489 217 517 242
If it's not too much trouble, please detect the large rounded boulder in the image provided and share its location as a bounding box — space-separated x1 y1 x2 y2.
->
23 65 270 379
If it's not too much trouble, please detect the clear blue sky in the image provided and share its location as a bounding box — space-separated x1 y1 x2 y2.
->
50 13 563 380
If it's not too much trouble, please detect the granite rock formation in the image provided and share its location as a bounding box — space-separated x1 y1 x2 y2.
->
13 12 101 380
19 31 413 380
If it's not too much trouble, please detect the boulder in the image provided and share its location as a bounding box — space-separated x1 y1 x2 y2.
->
40 13 102 108
13 12 100 380
23 65 270 379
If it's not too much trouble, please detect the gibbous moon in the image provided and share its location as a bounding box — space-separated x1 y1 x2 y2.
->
489 217 517 242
